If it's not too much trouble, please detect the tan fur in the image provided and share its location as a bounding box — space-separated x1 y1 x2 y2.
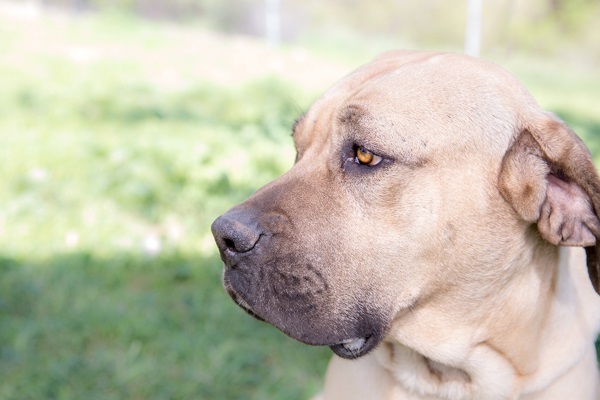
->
213 51 600 399
312 52 600 399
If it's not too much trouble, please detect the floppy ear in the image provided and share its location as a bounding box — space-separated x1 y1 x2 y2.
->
498 113 600 294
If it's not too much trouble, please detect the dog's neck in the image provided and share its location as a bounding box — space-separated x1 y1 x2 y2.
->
379 246 600 399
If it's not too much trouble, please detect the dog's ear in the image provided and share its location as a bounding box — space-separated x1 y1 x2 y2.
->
499 113 600 294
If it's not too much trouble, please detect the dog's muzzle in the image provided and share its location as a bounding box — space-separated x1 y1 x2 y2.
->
211 208 385 359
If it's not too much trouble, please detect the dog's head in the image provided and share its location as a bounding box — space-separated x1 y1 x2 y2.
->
212 51 600 359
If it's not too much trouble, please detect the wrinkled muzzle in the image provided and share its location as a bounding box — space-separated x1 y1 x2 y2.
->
211 179 389 359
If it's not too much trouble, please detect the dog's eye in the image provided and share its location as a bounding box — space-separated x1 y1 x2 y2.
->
355 146 383 166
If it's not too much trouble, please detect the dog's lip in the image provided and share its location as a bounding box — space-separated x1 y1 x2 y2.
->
226 285 379 358
329 335 375 359
223 269 383 359
224 279 266 322
233 296 266 322
228 287 381 358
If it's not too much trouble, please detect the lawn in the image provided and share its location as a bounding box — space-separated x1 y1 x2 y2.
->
0 9 599 400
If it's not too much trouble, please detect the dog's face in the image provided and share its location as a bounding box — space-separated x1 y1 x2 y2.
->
212 51 600 359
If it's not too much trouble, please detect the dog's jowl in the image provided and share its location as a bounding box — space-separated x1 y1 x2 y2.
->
212 51 600 399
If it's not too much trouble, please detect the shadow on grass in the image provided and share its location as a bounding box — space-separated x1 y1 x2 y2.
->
0 252 331 400
2 250 598 399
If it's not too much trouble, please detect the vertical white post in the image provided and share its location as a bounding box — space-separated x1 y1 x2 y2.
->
265 0 281 47
465 0 483 56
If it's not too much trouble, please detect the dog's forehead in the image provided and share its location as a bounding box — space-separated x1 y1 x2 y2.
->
335 52 529 120
298 52 533 158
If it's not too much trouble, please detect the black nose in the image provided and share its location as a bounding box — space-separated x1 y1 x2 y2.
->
211 211 263 259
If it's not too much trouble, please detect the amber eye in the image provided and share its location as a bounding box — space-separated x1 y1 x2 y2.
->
355 146 383 166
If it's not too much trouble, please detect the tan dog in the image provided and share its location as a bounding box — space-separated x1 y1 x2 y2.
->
212 51 600 399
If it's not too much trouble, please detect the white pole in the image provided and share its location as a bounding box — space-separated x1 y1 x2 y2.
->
265 0 281 47
465 0 483 56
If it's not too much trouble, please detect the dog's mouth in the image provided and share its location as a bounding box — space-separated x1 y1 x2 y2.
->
225 283 266 322
231 292 379 359
329 335 374 359
223 271 384 359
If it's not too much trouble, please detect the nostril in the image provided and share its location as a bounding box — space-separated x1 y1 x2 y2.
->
222 233 261 254
223 238 236 252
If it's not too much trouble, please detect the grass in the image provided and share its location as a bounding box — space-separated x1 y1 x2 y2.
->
0 252 330 399
0 12 330 400
0 9 599 400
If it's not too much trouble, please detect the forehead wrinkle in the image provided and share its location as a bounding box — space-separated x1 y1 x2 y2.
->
338 104 368 131
338 104 386 149
337 104 377 149
339 103 431 168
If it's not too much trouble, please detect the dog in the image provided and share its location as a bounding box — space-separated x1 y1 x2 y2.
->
211 51 600 399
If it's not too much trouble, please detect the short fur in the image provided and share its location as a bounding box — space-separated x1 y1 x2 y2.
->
212 51 600 399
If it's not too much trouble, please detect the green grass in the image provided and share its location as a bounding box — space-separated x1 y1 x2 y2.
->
0 252 330 399
0 13 330 400
0 11 599 400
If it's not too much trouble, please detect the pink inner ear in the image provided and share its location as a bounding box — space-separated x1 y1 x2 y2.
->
537 174 600 247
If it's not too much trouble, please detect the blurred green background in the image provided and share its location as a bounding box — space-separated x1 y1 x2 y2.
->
0 0 598 399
